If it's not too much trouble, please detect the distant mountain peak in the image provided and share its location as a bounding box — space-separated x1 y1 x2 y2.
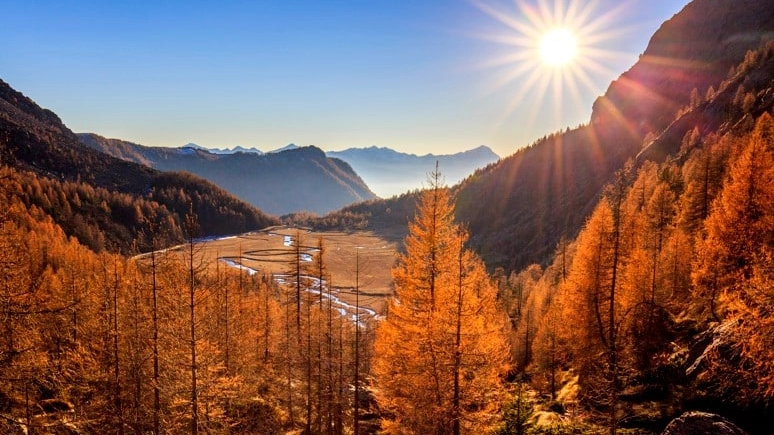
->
269 143 300 153
231 145 263 154
327 145 500 197
179 143 264 155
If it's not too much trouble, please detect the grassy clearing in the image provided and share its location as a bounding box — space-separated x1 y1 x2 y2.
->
165 226 398 313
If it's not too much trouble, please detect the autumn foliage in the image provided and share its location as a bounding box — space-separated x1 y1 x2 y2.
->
373 170 510 435
503 113 774 433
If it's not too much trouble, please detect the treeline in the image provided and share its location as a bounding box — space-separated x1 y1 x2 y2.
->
0 166 277 254
1 78 278 255
496 113 774 433
288 190 420 239
0 186 365 434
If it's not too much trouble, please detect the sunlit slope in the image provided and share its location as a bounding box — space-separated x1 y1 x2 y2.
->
456 0 774 272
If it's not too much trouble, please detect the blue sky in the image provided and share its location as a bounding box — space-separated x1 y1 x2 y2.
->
2 0 687 157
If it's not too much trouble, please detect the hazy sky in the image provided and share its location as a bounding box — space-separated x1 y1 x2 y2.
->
2 0 687 157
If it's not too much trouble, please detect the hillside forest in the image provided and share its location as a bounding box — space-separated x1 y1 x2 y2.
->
1 5 774 434
0 108 773 434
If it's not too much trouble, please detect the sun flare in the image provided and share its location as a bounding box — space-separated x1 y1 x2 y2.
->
540 28 577 67
472 0 630 134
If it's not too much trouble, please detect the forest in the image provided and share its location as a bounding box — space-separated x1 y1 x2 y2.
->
1 20 774 435
0 111 772 434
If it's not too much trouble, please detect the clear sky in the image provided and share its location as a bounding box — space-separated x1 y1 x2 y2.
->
2 0 688 157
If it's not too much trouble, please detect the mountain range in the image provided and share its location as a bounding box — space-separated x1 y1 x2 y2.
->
78 134 376 216
168 141 501 199
182 143 265 155
327 145 499 198
0 78 278 253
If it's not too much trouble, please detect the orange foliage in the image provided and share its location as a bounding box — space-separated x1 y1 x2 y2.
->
373 172 510 434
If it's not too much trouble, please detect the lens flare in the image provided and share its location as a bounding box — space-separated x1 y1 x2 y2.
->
470 0 633 142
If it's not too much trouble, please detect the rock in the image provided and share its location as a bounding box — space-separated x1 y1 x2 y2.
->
38 398 74 414
531 410 564 427
685 320 740 378
661 411 747 435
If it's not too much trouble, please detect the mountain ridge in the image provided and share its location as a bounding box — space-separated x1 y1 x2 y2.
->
309 0 774 273
0 78 278 252
327 145 499 198
79 133 377 216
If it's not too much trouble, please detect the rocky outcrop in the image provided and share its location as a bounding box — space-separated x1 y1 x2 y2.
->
662 411 747 435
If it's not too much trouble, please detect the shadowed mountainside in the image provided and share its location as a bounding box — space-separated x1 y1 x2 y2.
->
79 133 377 216
307 0 774 273
0 78 278 252
457 0 774 272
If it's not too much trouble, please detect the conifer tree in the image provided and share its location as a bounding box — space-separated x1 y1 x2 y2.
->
694 113 774 321
184 208 202 435
562 166 635 435
373 168 509 435
700 114 774 398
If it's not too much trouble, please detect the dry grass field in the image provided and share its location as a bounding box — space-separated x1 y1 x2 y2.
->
161 226 399 314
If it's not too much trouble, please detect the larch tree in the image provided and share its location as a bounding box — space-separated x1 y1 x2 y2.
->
278 229 313 430
619 168 678 371
693 113 774 322
183 207 204 435
700 114 774 398
373 168 510 435
529 239 575 400
562 166 635 435
678 136 730 236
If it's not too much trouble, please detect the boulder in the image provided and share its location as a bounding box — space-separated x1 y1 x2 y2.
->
661 411 747 435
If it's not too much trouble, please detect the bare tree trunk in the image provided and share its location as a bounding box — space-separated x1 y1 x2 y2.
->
150 245 161 435
112 260 125 435
606 170 628 435
354 251 360 435
185 210 199 435
452 240 463 435
285 284 295 427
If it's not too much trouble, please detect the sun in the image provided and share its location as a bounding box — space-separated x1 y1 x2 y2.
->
540 28 577 67
470 0 630 137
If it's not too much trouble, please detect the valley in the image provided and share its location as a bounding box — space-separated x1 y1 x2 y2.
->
1 0 773 434
155 226 398 315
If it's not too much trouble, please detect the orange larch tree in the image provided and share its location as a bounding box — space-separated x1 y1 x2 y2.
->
373 168 510 435
693 113 774 322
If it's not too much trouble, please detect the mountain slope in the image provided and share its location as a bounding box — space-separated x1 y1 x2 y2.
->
638 40 774 163
79 134 377 216
0 78 278 252
309 0 774 273
593 0 774 137
455 0 774 272
327 145 499 198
